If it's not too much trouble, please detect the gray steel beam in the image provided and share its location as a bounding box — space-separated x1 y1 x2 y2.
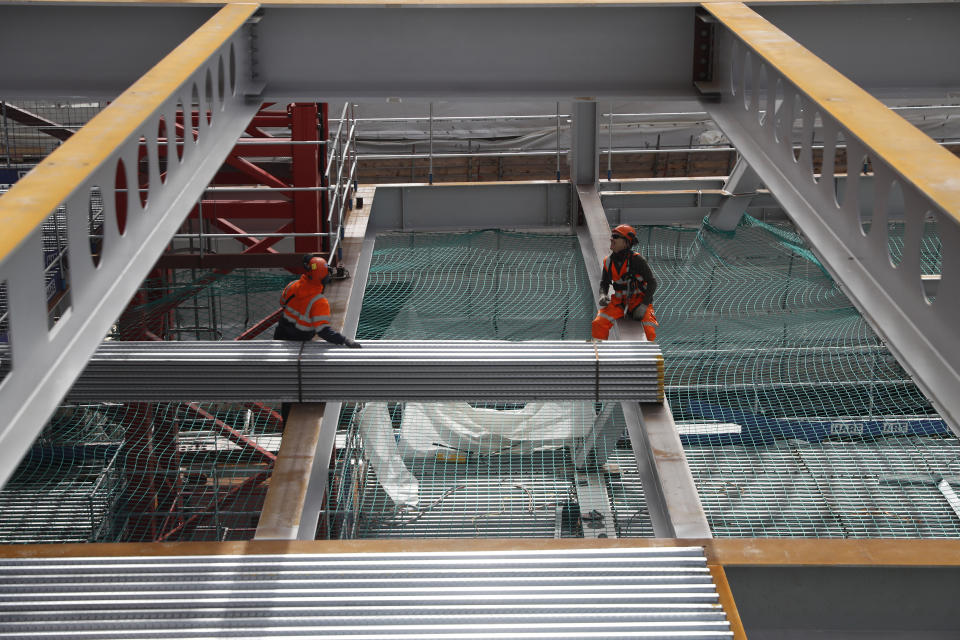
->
0 5 216 98
704 3 960 437
577 184 712 539
707 156 763 231
756 3 960 101
3 4 958 100
66 340 665 403
256 7 694 101
0 5 261 491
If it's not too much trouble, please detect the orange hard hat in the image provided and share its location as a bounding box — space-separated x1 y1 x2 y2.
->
611 224 638 245
303 255 330 284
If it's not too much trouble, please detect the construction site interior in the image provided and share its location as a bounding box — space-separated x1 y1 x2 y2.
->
1 2 960 638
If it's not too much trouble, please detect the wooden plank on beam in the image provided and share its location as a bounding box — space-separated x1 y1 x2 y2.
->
254 403 326 540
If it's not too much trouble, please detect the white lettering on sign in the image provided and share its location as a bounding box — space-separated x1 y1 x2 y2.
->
882 421 910 435
830 422 864 436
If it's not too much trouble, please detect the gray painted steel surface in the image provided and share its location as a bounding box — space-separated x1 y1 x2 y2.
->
66 340 664 403
0 7 260 492
705 14 960 438
2 4 958 100
578 184 712 539
0 547 733 639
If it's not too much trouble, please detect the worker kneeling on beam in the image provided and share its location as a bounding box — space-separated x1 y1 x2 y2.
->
592 224 658 342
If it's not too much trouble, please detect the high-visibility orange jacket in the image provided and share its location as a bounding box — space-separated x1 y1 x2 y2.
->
273 275 347 343
600 249 657 306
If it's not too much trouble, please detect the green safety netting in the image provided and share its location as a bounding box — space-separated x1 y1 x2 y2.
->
636 214 959 538
2 217 955 544
0 269 290 544
111 269 292 341
329 230 654 539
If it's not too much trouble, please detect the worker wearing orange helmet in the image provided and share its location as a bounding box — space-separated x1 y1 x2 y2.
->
592 224 658 341
273 255 361 347
274 255 360 424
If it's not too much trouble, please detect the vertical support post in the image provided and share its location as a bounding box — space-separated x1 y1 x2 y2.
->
607 103 613 181
318 102 330 255
290 102 321 253
1 100 11 168
428 103 434 185
570 101 599 186
556 102 561 182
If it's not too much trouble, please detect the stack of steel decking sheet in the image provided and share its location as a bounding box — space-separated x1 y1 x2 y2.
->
0 547 732 639
67 340 664 403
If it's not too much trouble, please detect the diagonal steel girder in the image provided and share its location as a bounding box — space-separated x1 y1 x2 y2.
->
702 3 960 436
0 4 262 490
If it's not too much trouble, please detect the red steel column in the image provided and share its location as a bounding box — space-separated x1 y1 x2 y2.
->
290 103 323 254
319 102 330 255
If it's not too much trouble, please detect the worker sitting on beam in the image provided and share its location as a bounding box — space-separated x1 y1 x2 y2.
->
592 224 658 342
274 255 361 422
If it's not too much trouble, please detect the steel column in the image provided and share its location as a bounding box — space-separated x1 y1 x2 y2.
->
703 2 960 436
290 103 323 253
570 101 599 186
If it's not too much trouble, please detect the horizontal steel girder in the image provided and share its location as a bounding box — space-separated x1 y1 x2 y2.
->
1 4 959 100
65 340 665 403
703 3 960 436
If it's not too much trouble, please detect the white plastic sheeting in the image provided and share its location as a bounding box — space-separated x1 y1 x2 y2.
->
358 401 595 507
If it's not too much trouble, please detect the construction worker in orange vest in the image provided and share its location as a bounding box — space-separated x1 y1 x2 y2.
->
274 256 361 422
274 255 362 346
592 224 658 341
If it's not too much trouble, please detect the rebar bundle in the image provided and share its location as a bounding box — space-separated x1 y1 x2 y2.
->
67 340 664 403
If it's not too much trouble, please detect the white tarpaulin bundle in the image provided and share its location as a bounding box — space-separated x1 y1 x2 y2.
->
358 401 595 506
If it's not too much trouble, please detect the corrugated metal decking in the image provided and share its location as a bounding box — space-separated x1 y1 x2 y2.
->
66 340 665 403
0 547 732 639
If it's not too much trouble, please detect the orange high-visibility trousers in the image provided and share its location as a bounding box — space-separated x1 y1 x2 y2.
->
592 298 658 341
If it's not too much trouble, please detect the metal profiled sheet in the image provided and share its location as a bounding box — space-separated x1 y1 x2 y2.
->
67 340 665 403
0 547 732 639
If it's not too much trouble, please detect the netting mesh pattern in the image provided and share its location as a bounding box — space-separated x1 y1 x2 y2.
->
328 230 653 539
1 402 282 544
357 230 594 340
0 269 290 544
111 269 290 341
638 215 960 538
